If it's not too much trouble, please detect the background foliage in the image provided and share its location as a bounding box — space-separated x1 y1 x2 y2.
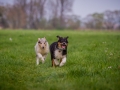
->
0 0 120 30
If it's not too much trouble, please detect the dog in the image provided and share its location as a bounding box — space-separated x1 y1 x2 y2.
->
50 36 69 67
35 37 49 65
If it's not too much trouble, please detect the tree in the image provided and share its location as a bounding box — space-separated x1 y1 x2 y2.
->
48 0 74 29
59 0 73 29
4 0 27 29
4 0 47 29
0 4 8 28
83 14 95 29
103 10 115 30
27 0 47 29
83 13 104 30
66 15 81 29
114 10 120 30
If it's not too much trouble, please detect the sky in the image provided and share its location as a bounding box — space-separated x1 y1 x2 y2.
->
1 0 120 18
73 0 120 18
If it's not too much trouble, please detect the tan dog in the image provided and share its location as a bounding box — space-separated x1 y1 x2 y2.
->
35 37 49 65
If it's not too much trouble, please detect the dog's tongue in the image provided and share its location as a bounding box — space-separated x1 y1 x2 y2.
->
62 45 66 49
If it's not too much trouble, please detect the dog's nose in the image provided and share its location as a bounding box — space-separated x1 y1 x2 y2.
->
63 42 66 45
42 47 44 49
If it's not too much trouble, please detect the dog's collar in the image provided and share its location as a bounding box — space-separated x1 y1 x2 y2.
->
55 45 63 51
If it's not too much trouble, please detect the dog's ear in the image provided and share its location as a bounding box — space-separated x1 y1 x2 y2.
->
44 37 46 39
57 36 60 38
38 38 40 41
66 36 69 39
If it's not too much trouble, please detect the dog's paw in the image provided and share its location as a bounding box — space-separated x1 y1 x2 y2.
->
54 59 59 66
36 62 39 65
41 57 45 63
42 60 45 63
36 59 39 65
59 63 65 67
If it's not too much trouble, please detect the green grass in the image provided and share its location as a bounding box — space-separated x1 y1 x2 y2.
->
0 30 120 90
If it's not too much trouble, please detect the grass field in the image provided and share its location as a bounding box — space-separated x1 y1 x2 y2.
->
0 30 120 90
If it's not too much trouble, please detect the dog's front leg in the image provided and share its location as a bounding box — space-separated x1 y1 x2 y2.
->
43 54 47 61
37 53 44 65
54 59 59 66
36 57 39 65
52 59 55 67
59 57 66 67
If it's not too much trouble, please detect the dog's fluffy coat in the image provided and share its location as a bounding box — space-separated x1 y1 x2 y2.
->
50 36 68 67
35 37 49 65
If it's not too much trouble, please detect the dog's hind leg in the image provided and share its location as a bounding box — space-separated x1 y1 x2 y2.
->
59 57 66 67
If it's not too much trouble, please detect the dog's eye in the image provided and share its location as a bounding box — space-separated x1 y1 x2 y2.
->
44 41 47 44
38 41 42 44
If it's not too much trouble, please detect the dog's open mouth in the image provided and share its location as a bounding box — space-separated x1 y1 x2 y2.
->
61 45 66 49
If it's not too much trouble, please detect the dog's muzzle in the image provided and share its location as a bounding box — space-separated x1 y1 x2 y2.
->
61 42 67 49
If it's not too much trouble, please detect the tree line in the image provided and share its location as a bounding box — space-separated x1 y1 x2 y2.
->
82 10 120 30
0 0 120 30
